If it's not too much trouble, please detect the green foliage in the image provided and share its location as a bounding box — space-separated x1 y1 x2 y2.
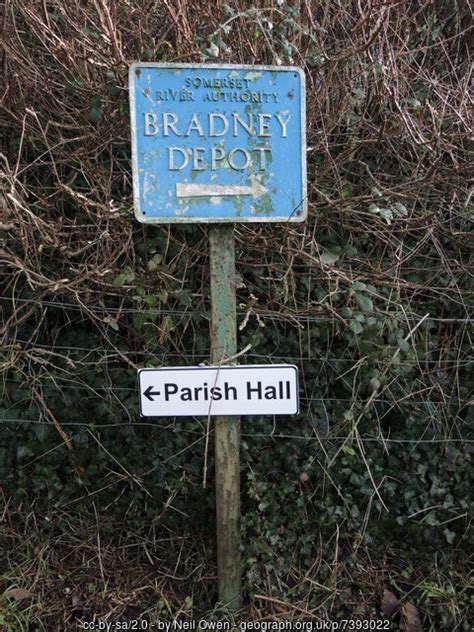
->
89 95 102 124
0 594 36 632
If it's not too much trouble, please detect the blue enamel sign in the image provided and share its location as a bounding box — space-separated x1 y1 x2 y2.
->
129 63 306 223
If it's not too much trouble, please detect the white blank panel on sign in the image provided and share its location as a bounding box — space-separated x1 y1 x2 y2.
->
138 365 299 417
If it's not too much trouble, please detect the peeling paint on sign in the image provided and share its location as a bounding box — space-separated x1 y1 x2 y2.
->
129 63 307 223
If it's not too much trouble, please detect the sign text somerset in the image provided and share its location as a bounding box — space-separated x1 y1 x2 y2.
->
138 365 299 417
129 64 306 223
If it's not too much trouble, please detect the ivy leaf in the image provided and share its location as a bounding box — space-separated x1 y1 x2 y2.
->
205 42 219 58
397 337 410 352
344 244 358 256
147 253 163 272
177 290 192 307
341 182 353 199
443 528 456 544
89 95 102 124
321 249 340 265
222 4 235 17
424 512 438 526
371 186 383 197
379 207 393 224
112 267 135 287
33 423 50 441
350 320 363 334
103 316 119 331
106 70 120 98
355 292 374 312
17 446 34 459
392 201 408 216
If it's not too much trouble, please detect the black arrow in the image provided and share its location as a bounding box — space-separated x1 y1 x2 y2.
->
144 386 161 401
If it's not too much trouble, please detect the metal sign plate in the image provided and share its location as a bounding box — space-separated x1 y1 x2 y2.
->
129 63 306 223
138 365 299 417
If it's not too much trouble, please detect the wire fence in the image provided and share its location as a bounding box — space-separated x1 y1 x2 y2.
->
5 340 473 366
1 376 470 406
1 417 472 445
2 297 472 454
2 295 474 323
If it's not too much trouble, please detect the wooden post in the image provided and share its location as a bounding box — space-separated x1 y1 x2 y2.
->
209 224 241 610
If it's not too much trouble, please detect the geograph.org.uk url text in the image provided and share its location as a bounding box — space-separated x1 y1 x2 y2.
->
81 619 392 631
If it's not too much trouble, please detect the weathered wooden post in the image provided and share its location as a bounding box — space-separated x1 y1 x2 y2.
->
209 224 241 609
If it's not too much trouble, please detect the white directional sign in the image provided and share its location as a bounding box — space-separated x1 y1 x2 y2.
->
138 365 299 417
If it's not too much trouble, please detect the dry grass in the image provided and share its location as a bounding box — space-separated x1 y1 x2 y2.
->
1 504 472 629
2 1 472 336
